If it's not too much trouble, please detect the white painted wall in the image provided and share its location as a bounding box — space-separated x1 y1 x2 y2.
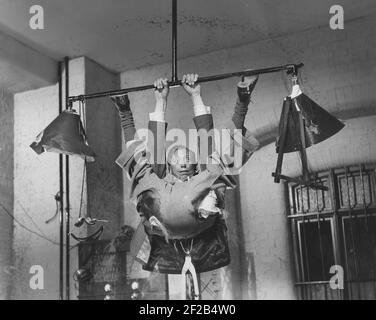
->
12 57 121 299
119 16 376 299
240 115 376 299
13 85 60 299
8 15 376 300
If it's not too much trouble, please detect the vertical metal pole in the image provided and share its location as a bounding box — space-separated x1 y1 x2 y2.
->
58 61 64 300
273 98 290 183
297 109 310 183
359 165 376 297
171 0 178 82
64 56 71 300
314 184 328 299
300 185 311 299
165 275 169 300
344 167 360 299
328 169 344 300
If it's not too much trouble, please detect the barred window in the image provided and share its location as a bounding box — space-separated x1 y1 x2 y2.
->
287 164 376 300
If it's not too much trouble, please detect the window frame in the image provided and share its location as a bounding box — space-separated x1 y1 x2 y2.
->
287 164 376 300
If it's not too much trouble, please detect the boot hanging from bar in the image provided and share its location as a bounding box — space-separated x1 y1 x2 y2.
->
272 75 345 190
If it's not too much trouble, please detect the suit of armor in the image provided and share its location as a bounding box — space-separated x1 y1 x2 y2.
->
114 77 259 273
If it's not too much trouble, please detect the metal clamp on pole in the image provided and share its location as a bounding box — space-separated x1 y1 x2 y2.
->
172 0 178 83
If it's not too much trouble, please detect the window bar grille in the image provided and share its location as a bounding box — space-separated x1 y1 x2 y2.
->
341 167 353 300
344 166 361 299
329 169 345 300
314 181 328 300
288 212 331 219
300 184 312 299
290 165 376 300
359 164 376 297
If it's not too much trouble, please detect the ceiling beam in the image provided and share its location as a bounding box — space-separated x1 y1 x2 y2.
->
0 30 57 93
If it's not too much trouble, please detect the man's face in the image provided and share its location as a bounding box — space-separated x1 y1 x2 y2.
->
169 147 197 182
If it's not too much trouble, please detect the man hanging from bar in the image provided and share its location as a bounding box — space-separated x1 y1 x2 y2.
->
110 73 259 293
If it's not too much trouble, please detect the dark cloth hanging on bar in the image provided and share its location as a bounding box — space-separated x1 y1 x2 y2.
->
30 110 96 161
276 93 345 154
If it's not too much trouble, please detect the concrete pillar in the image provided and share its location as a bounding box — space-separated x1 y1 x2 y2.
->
12 56 122 299
0 89 13 299
67 57 122 298
81 58 123 239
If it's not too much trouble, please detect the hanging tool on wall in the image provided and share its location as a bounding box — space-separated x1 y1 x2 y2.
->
69 99 107 243
45 191 63 224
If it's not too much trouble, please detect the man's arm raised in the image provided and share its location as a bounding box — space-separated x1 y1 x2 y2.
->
182 73 216 170
148 78 169 178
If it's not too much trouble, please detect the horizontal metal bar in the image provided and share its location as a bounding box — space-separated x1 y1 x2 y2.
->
68 63 304 102
295 281 331 285
296 279 376 285
287 212 333 219
288 209 376 219
272 172 329 191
